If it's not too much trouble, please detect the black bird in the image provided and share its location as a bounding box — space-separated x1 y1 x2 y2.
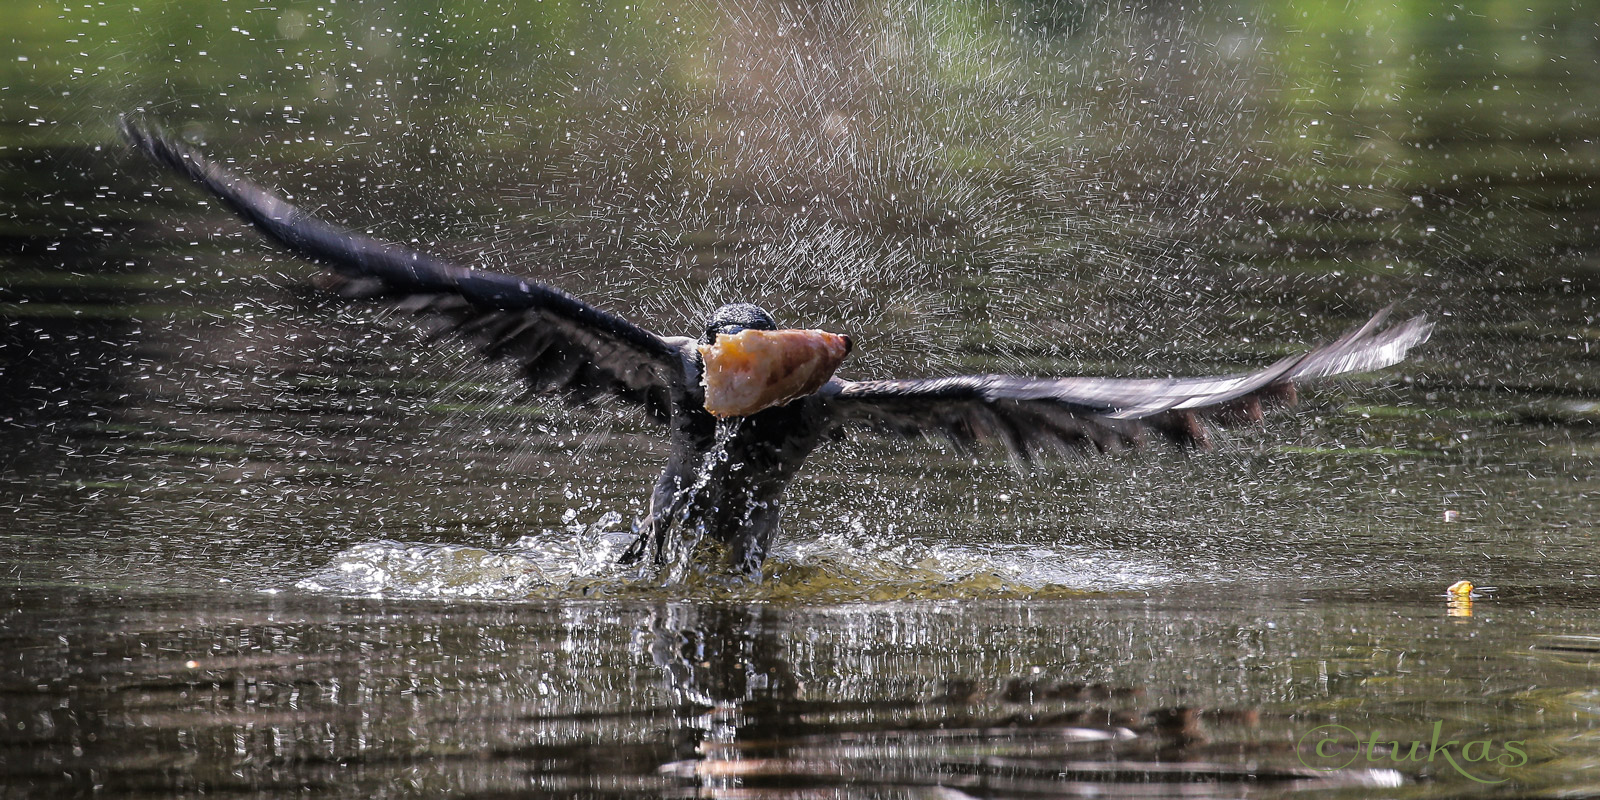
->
121 120 1433 575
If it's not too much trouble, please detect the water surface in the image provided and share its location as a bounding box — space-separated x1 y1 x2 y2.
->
3 0 1599 795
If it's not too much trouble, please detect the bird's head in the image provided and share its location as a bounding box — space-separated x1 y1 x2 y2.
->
701 303 778 345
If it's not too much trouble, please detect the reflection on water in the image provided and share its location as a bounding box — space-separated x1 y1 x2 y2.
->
31 585 1585 797
7 581 1598 795
4 0 1600 795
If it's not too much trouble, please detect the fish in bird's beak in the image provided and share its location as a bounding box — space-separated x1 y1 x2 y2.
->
698 328 852 417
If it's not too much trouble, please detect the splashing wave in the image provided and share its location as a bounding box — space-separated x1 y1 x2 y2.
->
295 517 1177 601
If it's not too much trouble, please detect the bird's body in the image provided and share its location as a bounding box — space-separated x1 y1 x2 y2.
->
643 383 835 572
121 119 1433 576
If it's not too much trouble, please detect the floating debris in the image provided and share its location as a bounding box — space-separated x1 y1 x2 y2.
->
1447 579 1475 617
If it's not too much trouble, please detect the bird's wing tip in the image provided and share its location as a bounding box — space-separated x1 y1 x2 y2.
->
1288 309 1433 382
117 113 162 152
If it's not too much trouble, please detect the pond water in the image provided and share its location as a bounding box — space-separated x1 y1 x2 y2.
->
3 0 1599 796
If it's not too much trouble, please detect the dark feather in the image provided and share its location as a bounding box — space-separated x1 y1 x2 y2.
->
121 118 686 421
823 309 1432 459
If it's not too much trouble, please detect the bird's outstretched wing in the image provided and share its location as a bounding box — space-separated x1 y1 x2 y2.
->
823 308 1432 459
121 118 686 421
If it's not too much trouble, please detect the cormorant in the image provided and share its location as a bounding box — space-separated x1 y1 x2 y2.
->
121 120 1433 575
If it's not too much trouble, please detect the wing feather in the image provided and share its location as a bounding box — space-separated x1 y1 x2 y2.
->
825 309 1431 458
121 118 686 421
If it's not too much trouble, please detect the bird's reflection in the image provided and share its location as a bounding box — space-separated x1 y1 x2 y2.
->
636 603 1407 796
645 603 797 709
640 601 802 794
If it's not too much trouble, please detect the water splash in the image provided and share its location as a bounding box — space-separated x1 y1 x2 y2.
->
294 512 632 599
293 514 1177 602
